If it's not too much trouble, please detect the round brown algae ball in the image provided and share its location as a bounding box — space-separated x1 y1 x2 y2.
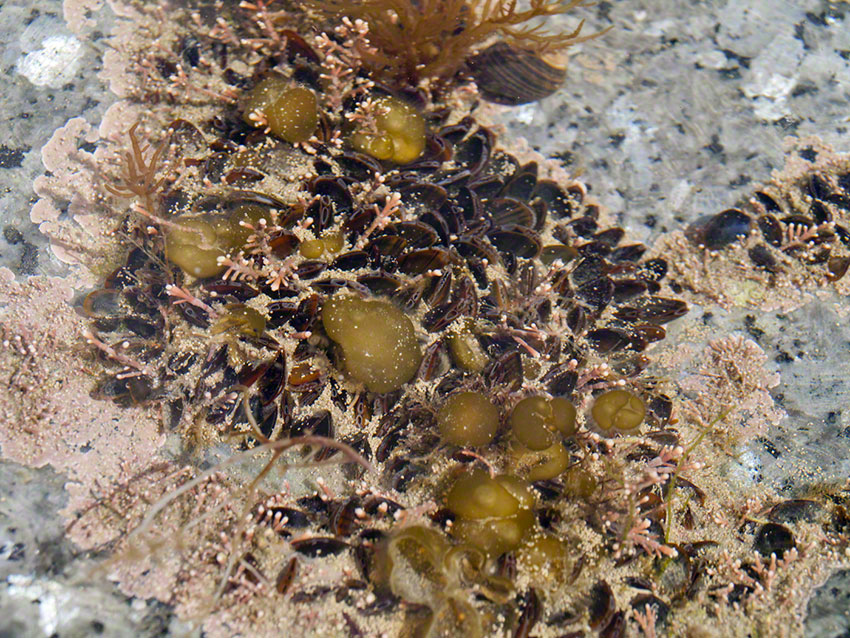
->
165 206 266 278
447 329 488 373
591 388 646 433
385 525 449 606
321 295 422 393
445 469 535 556
242 76 319 144
350 96 426 164
299 238 325 259
516 532 573 583
223 204 267 247
437 392 501 446
509 395 577 450
561 464 597 499
164 217 225 278
298 232 345 259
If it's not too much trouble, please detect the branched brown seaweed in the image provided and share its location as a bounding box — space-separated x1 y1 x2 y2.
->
302 0 603 85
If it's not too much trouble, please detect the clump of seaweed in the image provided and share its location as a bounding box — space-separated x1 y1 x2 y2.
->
103 123 171 218
301 0 602 85
60 2 850 637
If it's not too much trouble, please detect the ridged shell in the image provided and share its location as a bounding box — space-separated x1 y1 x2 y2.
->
468 42 567 105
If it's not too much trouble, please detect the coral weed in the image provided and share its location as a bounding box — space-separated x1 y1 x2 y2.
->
302 0 603 85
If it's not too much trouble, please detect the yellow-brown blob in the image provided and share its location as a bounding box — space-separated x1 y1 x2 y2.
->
510 439 570 481
386 525 449 606
591 389 646 432
562 465 597 499
510 395 577 450
299 238 325 259
298 232 346 259
211 303 266 338
165 218 224 278
423 597 483 638
226 205 266 247
323 232 344 253
446 470 535 556
437 392 500 446
165 206 266 278
448 330 488 372
350 96 426 164
321 295 422 393
516 532 573 582
243 77 319 144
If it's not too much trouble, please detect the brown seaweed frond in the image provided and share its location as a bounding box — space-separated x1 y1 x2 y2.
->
301 0 603 84
103 123 170 216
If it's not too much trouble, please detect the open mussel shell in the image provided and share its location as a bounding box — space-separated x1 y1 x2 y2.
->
468 41 567 105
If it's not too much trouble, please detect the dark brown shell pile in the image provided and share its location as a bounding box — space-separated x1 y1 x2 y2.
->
685 145 850 281
83 36 700 630
85 107 686 444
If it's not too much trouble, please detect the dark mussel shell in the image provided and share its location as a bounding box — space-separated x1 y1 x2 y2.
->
468 41 567 105
612 279 648 302
588 580 616 630
485 350 524 390
224 167 265 185
437 117 475 144
749 244 780 273
331 250 370 271
575 276 615 312
586 327 632 354
488 224 542 259
309 176 353 216
224 190 289 213
827 255 850 282
276 557 298 595
687 208 753 250
637 258 668 290
754 522 795 559
291 537 349 558
337 151 382 180
398 247 457 275
542 363 578 396
488 197 536 228
514 588 542 638
204 280 260 301
422 296 467 333
531 180 574 220
384 221 440 249
358 273 404 296
425 270 452 307
398 182 448 216
594 227 625 248
754 190 782 213
500 162 538 202
83 289 123 318
329 497 362 537
452 127 494 177
609 243 646 263
767 499 825 525
616 296 688 324
810 199 832 224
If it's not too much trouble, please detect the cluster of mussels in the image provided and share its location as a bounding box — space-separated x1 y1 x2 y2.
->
686 144 850 281
79 17 710 637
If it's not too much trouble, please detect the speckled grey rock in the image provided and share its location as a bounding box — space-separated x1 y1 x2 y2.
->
806 569 850 637
492 0 850 245
0 0 112 276
0 460 198 638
